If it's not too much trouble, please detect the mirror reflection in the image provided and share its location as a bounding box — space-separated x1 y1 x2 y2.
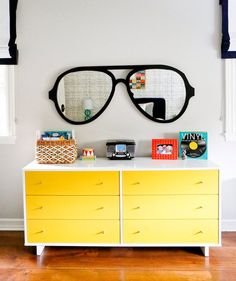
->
57 71 113 122
129 69 186 121
49 65 194 124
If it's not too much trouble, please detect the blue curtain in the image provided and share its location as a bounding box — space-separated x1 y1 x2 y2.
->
221 0 236 58
0 0 18 65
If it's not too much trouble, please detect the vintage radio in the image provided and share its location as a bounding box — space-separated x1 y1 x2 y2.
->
106 139 135 160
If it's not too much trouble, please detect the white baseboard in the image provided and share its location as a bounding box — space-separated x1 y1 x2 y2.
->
0 219 236 232
221 220 236 231
0 219 24 231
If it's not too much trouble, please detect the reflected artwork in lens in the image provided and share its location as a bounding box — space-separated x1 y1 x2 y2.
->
128 69 186 121
57 71 113 122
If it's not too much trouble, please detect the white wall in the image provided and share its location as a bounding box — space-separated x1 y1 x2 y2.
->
0 0 235 229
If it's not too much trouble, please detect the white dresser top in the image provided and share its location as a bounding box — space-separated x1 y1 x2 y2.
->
23 157 219 171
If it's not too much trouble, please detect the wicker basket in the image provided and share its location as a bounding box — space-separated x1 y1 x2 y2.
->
36 139 77 164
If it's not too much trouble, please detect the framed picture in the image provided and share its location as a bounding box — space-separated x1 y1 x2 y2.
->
152 139 178 160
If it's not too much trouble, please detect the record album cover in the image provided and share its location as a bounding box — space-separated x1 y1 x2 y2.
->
179 132 208 160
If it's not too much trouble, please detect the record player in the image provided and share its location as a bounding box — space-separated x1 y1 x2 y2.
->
106 139 135 160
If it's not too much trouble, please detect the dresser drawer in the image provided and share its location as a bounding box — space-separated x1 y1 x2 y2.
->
27 220 120 244
123 195 218 219
123 220 219 244
26 196 119 220
25 171 119 195
123 170 218 195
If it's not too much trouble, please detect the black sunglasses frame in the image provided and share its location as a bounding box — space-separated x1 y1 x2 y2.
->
49 65 195 125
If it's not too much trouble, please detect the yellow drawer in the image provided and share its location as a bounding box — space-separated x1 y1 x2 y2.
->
25 171 119 195
123 220 219 244
27 220 120 244
26 195 119 219
123 170 218 195
123 195 218 219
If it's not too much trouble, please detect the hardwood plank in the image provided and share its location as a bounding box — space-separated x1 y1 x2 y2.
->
0 269 121 281
1 246 236 271
0 231 24 246
0 231 236 281
1 269 236 281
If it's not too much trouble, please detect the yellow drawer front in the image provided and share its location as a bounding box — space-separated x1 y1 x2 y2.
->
25 171 119 195
27 220 120 244
123 195 218 219
123 170 218 195
123 220 219 244
26 196 119 220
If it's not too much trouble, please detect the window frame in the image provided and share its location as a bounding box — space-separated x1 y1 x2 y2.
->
0 65 15 144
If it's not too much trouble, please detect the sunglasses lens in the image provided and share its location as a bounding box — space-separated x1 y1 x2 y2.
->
57 71 113 122
129 69 187 121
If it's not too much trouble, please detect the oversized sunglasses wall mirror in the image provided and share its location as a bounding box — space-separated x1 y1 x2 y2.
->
49 65 195 124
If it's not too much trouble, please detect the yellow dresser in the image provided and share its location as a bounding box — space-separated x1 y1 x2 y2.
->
23 158 220 256
122 170 219 246
25 171 120 245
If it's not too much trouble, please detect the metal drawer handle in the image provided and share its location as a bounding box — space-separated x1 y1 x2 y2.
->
194 230 203 235
133 230 141 234
97 231 105 235
132 182 140 185
195 181 204 185
133 206 140 210
35 230 44 234
95 182 103 186
96 206 104 210
34 206 43 210
34 181 42 186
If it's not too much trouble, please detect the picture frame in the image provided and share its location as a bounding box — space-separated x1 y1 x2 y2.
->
152 139 178 160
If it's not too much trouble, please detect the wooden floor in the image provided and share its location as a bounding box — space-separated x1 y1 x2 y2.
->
0 232 236 281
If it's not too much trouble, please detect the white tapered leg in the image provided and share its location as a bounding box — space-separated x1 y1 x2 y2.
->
36 246 45 256
200 246 209 257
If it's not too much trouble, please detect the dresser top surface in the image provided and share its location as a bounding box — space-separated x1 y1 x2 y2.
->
23 157 219 171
